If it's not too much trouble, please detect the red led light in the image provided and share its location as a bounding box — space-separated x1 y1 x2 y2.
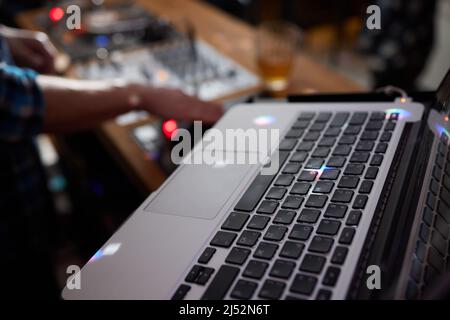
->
162 119 178 139
49 7 64 22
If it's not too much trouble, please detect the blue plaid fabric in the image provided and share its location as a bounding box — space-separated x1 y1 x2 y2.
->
0 35 53 260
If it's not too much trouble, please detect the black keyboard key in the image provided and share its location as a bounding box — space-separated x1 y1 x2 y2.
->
309 236 334 253
289 224 313 241
331 246 348 265
305 194 328 208
380 132 392 142
330 112 350 127
355 141 374 152
172 284 191 300
186 265 214 285
275 174 295 186
370 112 386 120
313 181 334 194
280 241 305 259
353 194 368 209
422 206 433 226
290 274 317 296
222 212 250 231
375 142 388 153
419 223 430 242
310 122 327 131
300 254 326 273
359 180 373 194
331 189 354 203
198 247 216 264
433 166 442 181
365 167 379 179
298 170 317 181
323 266 341 286
365 121 383 131
273 210 296 225
248 214 270 230
290 151 308 163
370 154 384 166
361 130 379 140
291 182 311 195
327 156 346 168
338 135 356 145
346 210 362 226
438 200 450 223
264 225 288 242
317 219 341 235
298 112 315 120
339 227 356 245
318 137 336 147
428 248 444 273
316 112 332 122
237 230 261 247
283 163 302 174
270 259 295 279
234 152 288 212
210 231 237 248
435 214 449 239
350 152 370 163
266 187 287 200
338 176 359 189
312 147 331 158
416 240 426 263
279 139 297 151
385 121 396 131
316 289 332 300
226 247 251 265
305 158 324 169
202 265 239 299
257 200 278 214
344 125 361 135
344 163 365 175
259 279 285 299
297 141 315 151
298 209 321 223
285 129 304 138
431 231 447 256
349 112 368 125
282 196 304 209
430 178 439 195
254 242 278 260
333 145 351 156
243 260 268 279
320 169 340 180
427 190 436 210
231 280 257 299
324 127 341 137
324 203 348 218
292 120 310 129
303 131 321 141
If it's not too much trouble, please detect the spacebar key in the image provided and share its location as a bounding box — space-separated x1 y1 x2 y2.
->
201 265 239 300
234 151 289 212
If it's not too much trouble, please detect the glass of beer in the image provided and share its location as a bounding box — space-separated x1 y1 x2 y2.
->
256 21 301 97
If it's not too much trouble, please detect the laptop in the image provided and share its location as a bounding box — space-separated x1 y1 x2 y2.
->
62 69 450 300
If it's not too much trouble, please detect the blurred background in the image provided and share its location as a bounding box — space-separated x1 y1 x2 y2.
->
1 0 449 292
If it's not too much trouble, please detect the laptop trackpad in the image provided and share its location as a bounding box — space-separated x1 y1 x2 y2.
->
145 154 258 219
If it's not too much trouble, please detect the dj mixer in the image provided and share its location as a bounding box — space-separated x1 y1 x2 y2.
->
75 39 260 101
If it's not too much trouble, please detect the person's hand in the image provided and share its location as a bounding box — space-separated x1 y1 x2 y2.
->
139 87 224 124
1 26 57 74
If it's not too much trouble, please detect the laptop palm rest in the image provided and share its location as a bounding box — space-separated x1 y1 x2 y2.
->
145 152 259 219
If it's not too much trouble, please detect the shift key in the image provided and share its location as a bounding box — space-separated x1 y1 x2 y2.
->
234 152 289 212
201 265 239 299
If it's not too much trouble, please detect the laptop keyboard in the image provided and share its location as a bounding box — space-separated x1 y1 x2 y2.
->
406 132 450 299
172 110 399 300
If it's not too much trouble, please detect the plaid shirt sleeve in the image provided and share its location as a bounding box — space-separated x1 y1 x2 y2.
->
0 34 44 142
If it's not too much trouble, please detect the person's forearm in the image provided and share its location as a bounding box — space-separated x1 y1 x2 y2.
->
37 75 144 132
